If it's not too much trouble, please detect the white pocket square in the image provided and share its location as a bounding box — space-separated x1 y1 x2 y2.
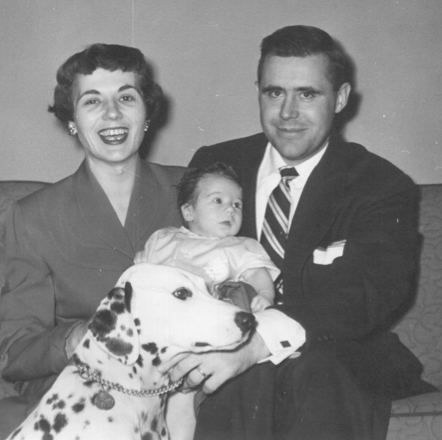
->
313 240 346 265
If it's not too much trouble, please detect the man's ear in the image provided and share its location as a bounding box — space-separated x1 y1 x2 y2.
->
181 203 194 222
335 82 351 114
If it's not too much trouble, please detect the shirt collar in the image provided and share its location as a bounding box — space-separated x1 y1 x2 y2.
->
261 140 329 181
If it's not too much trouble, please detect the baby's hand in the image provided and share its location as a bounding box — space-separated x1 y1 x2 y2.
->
251 295 273 313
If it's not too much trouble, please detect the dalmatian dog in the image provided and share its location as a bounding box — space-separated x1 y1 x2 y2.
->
7 263 255 440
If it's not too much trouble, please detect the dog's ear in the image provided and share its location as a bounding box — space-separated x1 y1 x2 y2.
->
88 282 140 365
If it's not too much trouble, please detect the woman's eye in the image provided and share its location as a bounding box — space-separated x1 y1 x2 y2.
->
173 287 192 300
120 95 135 102
85 99 99 106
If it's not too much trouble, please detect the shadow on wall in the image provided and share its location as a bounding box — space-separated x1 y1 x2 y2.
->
139 92 171 160
333 39 361 142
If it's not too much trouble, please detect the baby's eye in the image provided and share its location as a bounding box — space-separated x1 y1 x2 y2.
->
233 202 242 209
213 197 222 204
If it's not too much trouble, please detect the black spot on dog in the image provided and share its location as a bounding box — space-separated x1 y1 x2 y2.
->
160 395 167 408
161 347 168 354
90 309 117 338
151 417 158 432
83 379 94 387
161 427 167 437
111 301 125 314
72 398 86 413
126 328 134 337
152 356 161 367
106 338 133 357
124 281 133 313
136 355 144 367
46 394 59 405
133 366 137 374
141 411 148 423
10 427 21 439
108 416 113 422
134 318 141 326
52 400 65 410
107 286 122 300
53 413 68 433
34 417 51 433
142 343 158 354
129 373 133 379
83 338 90 349
141 433 153 440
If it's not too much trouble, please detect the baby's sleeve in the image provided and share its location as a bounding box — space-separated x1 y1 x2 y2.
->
134 230 161 264
233 238 280 281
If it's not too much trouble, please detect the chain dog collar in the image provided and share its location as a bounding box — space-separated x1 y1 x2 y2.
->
74 356 184 410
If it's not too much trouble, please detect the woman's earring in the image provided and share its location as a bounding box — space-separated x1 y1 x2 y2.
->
68 123 77 136
144 122 149 132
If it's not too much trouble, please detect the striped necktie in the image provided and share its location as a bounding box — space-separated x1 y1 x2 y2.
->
260 167 298 303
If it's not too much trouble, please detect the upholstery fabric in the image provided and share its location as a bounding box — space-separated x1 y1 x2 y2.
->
387 185 442 439
0 180 441 439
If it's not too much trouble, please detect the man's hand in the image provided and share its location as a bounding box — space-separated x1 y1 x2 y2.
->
158 331 270 394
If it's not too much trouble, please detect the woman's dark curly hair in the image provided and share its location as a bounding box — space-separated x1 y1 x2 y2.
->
177 162 241 210
48 43 163 124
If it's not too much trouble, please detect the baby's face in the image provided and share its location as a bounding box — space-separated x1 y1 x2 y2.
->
182 175 243 239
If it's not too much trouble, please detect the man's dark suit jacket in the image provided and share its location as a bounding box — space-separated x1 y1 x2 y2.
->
190 132 433 399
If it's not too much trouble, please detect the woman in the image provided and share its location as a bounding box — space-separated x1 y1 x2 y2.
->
0 44 185 437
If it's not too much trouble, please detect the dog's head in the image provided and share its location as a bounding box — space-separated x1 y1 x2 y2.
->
88 263 255 366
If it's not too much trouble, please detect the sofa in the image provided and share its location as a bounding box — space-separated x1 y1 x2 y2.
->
0 180 441 439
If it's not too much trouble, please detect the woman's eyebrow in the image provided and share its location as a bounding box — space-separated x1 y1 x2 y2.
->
77 84 140 102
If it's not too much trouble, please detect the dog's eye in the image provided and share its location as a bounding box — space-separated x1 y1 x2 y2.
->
173 287 192 300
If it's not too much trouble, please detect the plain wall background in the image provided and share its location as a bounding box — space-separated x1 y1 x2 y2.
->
0 0 441 183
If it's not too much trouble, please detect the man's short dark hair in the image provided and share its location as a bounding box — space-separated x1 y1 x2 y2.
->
177 162 241 209
48 43 162 124
257 25 349 90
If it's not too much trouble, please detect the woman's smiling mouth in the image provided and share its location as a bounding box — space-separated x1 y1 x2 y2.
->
99 127 129 144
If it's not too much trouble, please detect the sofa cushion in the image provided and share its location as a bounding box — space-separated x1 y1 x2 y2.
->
392 185 442 389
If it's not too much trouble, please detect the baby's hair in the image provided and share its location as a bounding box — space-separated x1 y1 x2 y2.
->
177 162 241 209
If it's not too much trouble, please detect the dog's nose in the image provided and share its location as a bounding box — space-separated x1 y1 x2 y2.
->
234 311 256 334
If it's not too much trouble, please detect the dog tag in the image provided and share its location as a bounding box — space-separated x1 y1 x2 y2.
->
93 390 115 410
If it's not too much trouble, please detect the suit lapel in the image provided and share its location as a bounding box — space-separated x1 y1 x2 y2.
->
124 161 160 249
74 161 137 259
284 138 348 287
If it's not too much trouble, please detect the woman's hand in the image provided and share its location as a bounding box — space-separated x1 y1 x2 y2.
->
158 332 270 394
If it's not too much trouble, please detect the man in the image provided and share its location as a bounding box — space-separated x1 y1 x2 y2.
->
162 25 435 440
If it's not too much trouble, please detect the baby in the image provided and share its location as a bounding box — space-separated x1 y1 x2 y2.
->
135 161 278 312
134 162 278 440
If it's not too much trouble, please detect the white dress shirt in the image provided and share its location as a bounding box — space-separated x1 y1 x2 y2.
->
254 141 328 364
